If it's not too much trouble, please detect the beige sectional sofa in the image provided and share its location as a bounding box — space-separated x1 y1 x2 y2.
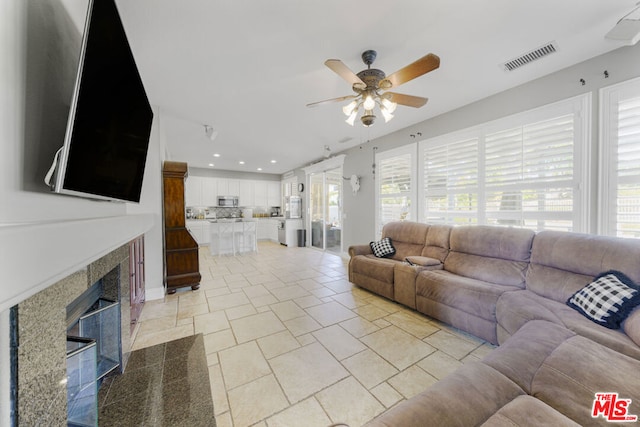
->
348 221 640 426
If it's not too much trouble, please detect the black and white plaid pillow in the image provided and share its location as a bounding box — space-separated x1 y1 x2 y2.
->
567 270 640 329
370 237 396 258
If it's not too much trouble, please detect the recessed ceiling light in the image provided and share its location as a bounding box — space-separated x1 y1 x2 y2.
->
239 161 245 165
257 167 262 171
213 153 221 157
208 163 214 167
270 160 277 163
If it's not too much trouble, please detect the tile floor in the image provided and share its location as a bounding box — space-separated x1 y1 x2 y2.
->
132 242 495 427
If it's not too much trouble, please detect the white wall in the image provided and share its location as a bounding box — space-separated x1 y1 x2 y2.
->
332 42 640 249
0 0 164 421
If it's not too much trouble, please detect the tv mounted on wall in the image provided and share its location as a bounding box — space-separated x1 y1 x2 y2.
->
45 0 153 203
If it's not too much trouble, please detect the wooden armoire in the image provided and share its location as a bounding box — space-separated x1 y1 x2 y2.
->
162 161 201 293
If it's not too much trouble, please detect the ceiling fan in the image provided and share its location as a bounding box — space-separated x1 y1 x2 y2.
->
307 50 440 127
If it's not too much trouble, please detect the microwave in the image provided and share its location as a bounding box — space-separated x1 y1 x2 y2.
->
217 196 239 207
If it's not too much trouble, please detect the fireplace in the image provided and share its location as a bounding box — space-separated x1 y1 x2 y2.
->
9 244 134 426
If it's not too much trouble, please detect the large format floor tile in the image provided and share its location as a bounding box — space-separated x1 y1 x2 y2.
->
132 242 495 426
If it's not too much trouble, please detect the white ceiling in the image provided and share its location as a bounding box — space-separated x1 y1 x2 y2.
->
115 0 636 175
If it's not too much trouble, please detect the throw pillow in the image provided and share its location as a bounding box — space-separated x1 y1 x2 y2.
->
567 270 640 329
370 237 396 258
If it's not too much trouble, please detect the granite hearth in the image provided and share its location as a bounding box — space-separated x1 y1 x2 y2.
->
10 243 135 425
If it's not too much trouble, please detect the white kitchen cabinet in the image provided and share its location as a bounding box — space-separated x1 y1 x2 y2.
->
239 180 254 207
202 177 217 206
267 181 281 207
227 179 240 197
253 180 268 206
217 178 228 196
257 219 278 241
186 220 203 243
186 220 210 245
185 176 203 206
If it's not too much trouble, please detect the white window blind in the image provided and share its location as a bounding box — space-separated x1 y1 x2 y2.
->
419 94 589 232
484 115 575 231
375 144 416 237
601 77 640 238
423 137 478 224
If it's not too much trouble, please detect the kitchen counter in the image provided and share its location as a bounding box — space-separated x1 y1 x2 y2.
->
209 220 258 256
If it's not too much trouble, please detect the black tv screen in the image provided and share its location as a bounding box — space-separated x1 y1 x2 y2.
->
52 0 153 203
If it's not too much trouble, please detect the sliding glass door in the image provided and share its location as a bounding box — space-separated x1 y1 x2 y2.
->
309 167 343 253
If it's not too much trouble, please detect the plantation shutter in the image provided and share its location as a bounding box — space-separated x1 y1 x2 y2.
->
601 78 640 238
484 114 575 230
422 137 478 224
376 145 416 237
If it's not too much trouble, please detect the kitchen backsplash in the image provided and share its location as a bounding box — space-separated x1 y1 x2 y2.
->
186 206 280 219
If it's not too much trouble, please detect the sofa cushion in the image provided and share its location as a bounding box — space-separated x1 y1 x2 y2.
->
417 270 521 323
531 330 640 427
496 290 640 360
480 396 581 427
381 221 429 261
421 224 452 262
624 308 640 347
526 230 640 303
444 226 534 287
351 255 396 284
567 270 640 329
486 320 640 427
370 237 396 258
364 362 526 427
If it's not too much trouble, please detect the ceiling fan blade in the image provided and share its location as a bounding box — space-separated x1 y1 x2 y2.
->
325 59 366 88
380 53 440 89
385 92 428 108
306 94 356 108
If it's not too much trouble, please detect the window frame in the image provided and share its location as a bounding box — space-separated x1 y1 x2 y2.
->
599 76 640 237
417 93 591 232
374 143 417 237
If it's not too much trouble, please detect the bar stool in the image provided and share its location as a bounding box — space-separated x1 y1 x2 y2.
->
218 221 235 256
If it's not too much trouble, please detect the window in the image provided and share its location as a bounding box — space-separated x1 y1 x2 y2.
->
375 144 417 237
600 77 640 238
422 136 478 225
419 94 590 232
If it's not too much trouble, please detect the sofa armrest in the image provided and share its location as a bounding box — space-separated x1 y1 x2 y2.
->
349 244 373 257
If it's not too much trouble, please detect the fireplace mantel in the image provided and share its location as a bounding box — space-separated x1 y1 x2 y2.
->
0 214 154 312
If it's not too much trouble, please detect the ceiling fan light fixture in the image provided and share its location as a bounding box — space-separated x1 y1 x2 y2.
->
363 94 376 111
381 107 394 123
361 112 376 127
342 100 358 116
381 98 397 113
345 110 357 126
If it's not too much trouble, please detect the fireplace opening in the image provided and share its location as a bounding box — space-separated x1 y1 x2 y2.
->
65 273 122 426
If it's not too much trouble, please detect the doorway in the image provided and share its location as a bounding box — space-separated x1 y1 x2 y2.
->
309 167 343 253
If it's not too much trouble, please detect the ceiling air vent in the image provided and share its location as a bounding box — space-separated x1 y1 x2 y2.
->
501 41 558 72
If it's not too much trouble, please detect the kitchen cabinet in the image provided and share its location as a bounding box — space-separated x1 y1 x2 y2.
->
228 179 240 197
186 220 210 245
253 181 268 206
267 181 281 207
201 177 217 206
239 180 253 207
257 219 278 241
185 176 202 206
217 178 228 196
186 175 282 208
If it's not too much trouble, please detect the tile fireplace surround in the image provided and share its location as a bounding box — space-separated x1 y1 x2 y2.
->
11 243 133 425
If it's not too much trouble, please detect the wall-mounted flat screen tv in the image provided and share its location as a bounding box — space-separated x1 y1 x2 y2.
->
48 0 153 203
